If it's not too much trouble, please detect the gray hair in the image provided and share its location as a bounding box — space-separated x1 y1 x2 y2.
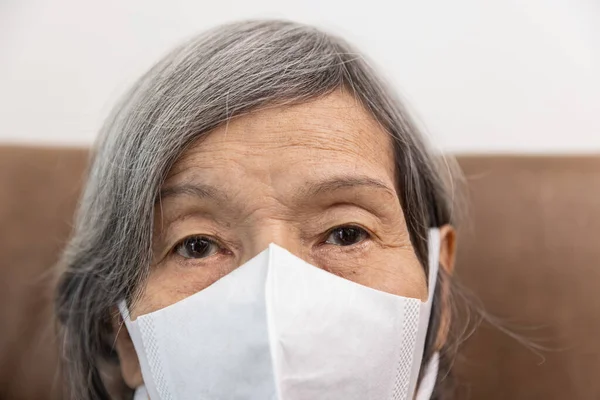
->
56 20 461 399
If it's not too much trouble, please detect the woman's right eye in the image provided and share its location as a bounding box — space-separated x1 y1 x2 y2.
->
175 236 220 259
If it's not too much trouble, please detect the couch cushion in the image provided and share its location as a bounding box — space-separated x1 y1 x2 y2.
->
0 146 88 399
454 156 600 399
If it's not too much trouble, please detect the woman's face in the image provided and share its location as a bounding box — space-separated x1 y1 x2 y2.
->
131 90 427 319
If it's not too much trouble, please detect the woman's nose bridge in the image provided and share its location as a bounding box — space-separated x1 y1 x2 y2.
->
255 227 299 254
243 222 303 262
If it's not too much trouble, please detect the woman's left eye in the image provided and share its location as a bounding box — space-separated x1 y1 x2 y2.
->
175 236 220 259
325 226 369 247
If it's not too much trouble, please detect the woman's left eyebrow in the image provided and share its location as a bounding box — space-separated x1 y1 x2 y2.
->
296 175 395 199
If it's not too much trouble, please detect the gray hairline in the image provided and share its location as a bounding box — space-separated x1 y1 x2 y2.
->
55 19 459 399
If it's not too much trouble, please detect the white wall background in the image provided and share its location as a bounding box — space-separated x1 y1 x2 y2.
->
1 0 598 153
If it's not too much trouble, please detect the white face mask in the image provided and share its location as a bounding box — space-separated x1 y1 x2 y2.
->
121 229 441 400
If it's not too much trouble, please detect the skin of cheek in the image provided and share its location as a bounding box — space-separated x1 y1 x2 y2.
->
310 230 427 300
306 198 427 300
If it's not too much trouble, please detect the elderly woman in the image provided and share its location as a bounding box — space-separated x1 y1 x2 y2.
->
56 20 459 400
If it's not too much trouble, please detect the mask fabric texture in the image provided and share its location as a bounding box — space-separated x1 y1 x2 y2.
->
121 229 441 400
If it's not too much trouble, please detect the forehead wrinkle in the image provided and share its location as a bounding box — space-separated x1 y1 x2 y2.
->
189 131 393 178
244 117 389 153
197 93 390 153
162 91 398 207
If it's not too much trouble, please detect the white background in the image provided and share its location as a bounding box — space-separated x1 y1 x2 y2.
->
1 0 598 153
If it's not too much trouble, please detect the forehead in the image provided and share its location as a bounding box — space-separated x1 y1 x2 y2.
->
167 91 396 190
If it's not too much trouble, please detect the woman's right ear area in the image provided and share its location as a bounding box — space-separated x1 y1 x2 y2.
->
111 308 144 390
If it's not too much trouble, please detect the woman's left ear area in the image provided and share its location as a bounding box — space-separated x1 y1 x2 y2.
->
111 307 144 390
434 224 457 352
438 224 457 275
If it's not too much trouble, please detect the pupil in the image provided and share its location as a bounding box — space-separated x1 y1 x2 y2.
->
338 227 359 245
187 238 209 256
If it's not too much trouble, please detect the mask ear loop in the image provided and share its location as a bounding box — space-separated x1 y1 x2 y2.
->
426 229 441 304
117 301 164 400
415 352 439 400
133 384 149 400
411 228 441 399
118 300 132 327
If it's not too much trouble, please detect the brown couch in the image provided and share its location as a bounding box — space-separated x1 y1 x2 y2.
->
1 145 598 399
